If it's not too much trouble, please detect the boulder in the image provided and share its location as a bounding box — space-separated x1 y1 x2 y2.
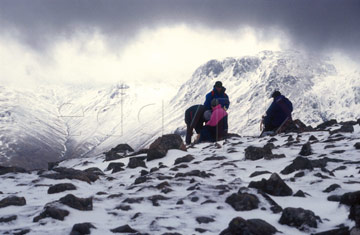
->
312 227 349 235
41 167 99 184
174 155 194 165
127 157 147 169
0 166 27 175
244 146 272 161
248 173 293 196
104 144 134 161
59 194 93 211
48 183 76 194
33 206 69 222
175 170 212 178
106 162 125 173
110 225 138 233
281 156 313 175
70 223 96 235
0 196 26 208
225 192 259 211
196 216 215 224
279 207 321 230
323 184 341 193
0 215 17 223
330 124 354 135
147 134 186 161
316 119 337 130
220 217 277 235
354 143 360 150
293 190 306 197
340 191 360 206
299 142 312 156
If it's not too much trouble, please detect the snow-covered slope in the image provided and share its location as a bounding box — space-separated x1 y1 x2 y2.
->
0 50 359 169
0 122 359 234
0 83 174 169
166 50 360 136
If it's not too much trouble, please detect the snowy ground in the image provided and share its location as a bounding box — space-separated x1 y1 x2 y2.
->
0 124 359 234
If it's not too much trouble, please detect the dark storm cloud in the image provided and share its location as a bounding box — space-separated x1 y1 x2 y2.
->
0 0 359 57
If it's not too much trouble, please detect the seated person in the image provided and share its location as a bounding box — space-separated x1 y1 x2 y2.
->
262 91 293 133
199 99 228 143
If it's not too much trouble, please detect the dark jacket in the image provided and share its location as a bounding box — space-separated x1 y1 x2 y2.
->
264 95 293 129
185 105 206 144
204 87 230 110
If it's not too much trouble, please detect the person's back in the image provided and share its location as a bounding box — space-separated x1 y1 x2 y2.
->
204 81 230 110
184 105 206 144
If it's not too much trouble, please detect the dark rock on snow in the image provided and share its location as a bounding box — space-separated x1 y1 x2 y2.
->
225 192 260 211
196 216 215 224
293 190 306 197
279 207 321 230
106 162 125 173
174 154 194 165
330 124 354 135
175 170 212 178
70 222 96 235
299 142 313 156
257 191 283 213
41 167 99 184
147 134 186 161
323 184 341 193
281 156 313 175
312 227 350 235
110 224 138 233
0 196 26 208
59 194 93 211
33 206 69 222
248 173 293 196
220 217 277 235
127 157 147 169
244 146 272 161
48 183 76 194
249 171 272 178
0 165 27 175
0 215 17 223
354 142 360 150
104 144 134 161
316 119 337 130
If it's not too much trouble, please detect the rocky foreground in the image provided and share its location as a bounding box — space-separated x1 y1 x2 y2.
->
0 120 360 235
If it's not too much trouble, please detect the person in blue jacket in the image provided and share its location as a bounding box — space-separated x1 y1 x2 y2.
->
204 81 230 110
263 91 293 132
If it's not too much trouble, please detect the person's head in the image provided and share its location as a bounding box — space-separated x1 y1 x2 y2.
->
214 81 223 92
271 91 281 99
211 99 219 109
203 110 212 121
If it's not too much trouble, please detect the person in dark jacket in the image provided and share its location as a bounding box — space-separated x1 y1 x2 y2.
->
263 91 293 132
199 99 228 143
204 81 230 110
185 105 209 145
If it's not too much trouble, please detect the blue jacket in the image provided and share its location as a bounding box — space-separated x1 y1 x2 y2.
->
264 95 293 128
204 87 230 110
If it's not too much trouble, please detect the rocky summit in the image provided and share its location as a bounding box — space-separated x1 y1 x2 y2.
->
0 121 359 234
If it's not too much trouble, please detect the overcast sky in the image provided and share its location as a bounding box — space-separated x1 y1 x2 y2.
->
0 0 359 88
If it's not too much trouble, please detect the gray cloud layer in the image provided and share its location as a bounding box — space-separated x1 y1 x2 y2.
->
1 0 359 57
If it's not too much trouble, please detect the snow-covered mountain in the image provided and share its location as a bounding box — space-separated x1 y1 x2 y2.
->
1 50 359 169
